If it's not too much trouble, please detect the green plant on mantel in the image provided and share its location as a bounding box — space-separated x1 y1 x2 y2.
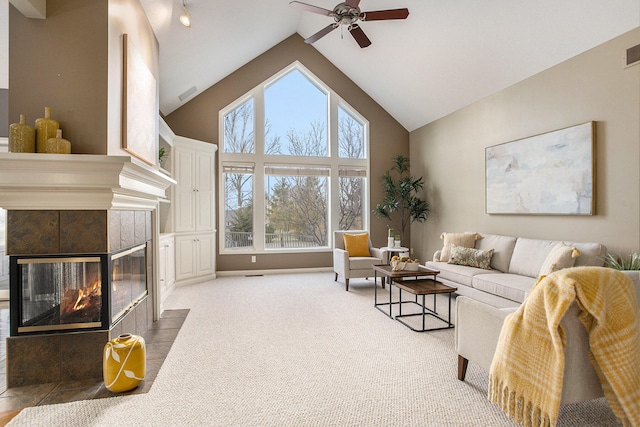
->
605 252 640 270
372 153 430 244
159 147 167 165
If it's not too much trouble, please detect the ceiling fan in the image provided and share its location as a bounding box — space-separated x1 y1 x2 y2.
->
290 0 409 48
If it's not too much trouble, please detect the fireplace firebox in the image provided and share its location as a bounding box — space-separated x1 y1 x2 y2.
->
10 243 147 336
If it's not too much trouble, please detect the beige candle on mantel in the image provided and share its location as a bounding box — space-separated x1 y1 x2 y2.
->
45 129 71 154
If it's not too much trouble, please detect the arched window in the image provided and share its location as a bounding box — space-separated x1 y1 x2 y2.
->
220 62 369 253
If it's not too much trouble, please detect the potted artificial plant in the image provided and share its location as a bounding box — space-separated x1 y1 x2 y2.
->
605 252 640 270
373 154 430 245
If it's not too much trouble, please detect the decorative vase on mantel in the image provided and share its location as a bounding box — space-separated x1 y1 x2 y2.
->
45 129 71 154
35 107 60 153
8 114 36 153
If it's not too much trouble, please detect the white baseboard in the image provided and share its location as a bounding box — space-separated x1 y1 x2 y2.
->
175 273 217 287
216 267 333 277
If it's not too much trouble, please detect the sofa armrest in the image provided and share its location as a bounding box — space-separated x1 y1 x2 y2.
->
620 270 640 309
456 296 515 373
433 250 442 262
456 296 603 403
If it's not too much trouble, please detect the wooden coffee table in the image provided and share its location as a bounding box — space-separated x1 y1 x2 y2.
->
372 264 440 319
393 278 457 332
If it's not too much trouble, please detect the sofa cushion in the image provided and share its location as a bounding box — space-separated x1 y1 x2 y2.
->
472 273 537 303
425 260 494 288
343 233 370 257
475 234 517 272
438 232 479 262
565 241 607 267
449 245 494 270
539 242 580 276
349 256 381 269
508 238 557 278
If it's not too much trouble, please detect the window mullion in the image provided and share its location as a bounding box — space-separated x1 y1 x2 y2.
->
253 89 266 251
329 93 340 238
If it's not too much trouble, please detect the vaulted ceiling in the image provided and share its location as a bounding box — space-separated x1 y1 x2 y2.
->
140 0 639 131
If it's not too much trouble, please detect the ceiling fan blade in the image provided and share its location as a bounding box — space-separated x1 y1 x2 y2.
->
362 8 410 21
344 0 361 8
289 1 333 16
305 24 338 44
349 24 371 48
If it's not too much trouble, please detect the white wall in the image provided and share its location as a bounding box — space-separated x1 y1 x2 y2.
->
107 0 159 161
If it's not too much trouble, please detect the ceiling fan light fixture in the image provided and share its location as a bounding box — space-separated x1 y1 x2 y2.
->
179 1 191 28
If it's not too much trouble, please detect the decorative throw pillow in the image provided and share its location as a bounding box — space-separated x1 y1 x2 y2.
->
343 233 371 257
538 242 581 276
438 232 481 262
448 245 494 270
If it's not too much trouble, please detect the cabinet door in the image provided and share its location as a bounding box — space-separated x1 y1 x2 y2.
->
159 243 167 293
195 151 214 231
166 238 176 288
174 148 196 232
196 233 215 276
175 235 197 281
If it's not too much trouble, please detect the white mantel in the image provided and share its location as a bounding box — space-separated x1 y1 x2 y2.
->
0 153 175 210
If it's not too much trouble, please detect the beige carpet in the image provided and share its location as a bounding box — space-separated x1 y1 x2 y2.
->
9 273 619 426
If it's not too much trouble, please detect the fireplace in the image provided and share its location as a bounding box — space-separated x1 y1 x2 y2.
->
10 243 147 336
0 154 173 387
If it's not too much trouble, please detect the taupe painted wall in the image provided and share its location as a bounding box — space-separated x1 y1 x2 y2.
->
8 0 158 158
9 0 109 154
166 34 410 272
410 27 640 262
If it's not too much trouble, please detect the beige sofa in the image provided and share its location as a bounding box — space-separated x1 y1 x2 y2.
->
424 233 608 308
456 271 640 406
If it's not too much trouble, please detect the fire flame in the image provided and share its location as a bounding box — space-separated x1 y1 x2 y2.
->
70 281 101 313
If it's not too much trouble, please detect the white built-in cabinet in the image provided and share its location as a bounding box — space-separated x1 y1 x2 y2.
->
158 118 217 292
173 145 215 233
171 136 217 286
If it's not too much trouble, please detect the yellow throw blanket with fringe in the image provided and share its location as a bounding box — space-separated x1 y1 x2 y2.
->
488 267 640 427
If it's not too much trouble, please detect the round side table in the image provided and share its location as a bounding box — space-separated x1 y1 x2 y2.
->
381 246 410 264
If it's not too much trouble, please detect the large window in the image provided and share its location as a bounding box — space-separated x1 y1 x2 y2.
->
220 62 369 253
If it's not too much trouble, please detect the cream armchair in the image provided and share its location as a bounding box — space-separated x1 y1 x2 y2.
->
333 230 384 291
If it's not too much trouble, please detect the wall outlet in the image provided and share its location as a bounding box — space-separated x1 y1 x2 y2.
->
410 248 414 254
251 256 256 263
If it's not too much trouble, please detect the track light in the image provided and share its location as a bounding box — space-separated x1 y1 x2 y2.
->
180 1 191 27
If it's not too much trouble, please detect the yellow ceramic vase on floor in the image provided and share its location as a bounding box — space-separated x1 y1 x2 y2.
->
103 333 146 393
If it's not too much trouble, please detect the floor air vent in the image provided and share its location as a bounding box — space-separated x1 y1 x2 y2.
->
625 43 640 68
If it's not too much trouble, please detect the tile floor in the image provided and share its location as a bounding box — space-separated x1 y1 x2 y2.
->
0 302 187 425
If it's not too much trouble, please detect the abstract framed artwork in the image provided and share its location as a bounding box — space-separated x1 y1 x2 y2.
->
122 33 157 166
485 122 595 215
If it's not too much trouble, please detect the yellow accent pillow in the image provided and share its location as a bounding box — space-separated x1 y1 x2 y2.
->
438 232 481 262
343 233 371 257
538 242 581 276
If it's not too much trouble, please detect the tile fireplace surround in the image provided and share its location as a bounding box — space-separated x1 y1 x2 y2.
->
0 153 174 387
